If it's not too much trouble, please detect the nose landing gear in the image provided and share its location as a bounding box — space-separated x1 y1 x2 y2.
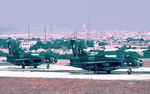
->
46 64 50 69
127 67 132 75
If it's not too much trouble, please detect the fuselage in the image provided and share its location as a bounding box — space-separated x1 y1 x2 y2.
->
70 55 143 72
7 54 44 66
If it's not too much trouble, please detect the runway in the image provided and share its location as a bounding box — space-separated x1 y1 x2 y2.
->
0 60 150 80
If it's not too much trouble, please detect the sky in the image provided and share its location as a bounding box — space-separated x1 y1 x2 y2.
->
0 0 150 32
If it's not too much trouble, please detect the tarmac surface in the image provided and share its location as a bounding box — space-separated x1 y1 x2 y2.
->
1 59 150 94
0 60 150 80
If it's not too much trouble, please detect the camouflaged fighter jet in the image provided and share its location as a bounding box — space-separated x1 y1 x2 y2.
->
70 40 143 74
6 40 57 69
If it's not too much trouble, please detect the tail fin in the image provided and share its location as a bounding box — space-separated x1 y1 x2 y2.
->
71 40 78 56
7 40 19 55
7 41 12 55
71 40 87 57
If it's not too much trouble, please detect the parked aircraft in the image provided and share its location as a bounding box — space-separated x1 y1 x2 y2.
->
6 40 57 69
70 40 143 74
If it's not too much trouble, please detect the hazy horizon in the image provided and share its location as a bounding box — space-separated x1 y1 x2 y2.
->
0 0 150 33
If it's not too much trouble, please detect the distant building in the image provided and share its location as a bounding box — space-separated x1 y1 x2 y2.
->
20 40 37 50
104 45 119 51
125 49 148 56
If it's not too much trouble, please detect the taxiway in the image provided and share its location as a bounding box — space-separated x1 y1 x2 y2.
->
0 60 150 80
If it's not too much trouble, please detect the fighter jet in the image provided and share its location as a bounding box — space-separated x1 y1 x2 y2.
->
70 40 143 74
6 40 57 69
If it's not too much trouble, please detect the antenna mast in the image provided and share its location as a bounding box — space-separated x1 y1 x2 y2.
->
44 25 47 42
50 18 53 39
50 24 53 39
87 16 91 40
28 24 30 40
73 29 77 39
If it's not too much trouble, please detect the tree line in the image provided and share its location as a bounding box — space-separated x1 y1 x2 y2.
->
0 38 150 59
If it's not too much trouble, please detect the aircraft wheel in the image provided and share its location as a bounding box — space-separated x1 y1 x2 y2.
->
127 71 131 75
127 68 132 75
93 64 98 74
34 66 37 68
46 64 50 69
106 71 111 74
22 65 25 69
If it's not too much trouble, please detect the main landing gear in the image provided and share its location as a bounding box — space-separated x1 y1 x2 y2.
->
93 64 112 74
22 65 25 69
34 66 37 68
22 62 25 69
